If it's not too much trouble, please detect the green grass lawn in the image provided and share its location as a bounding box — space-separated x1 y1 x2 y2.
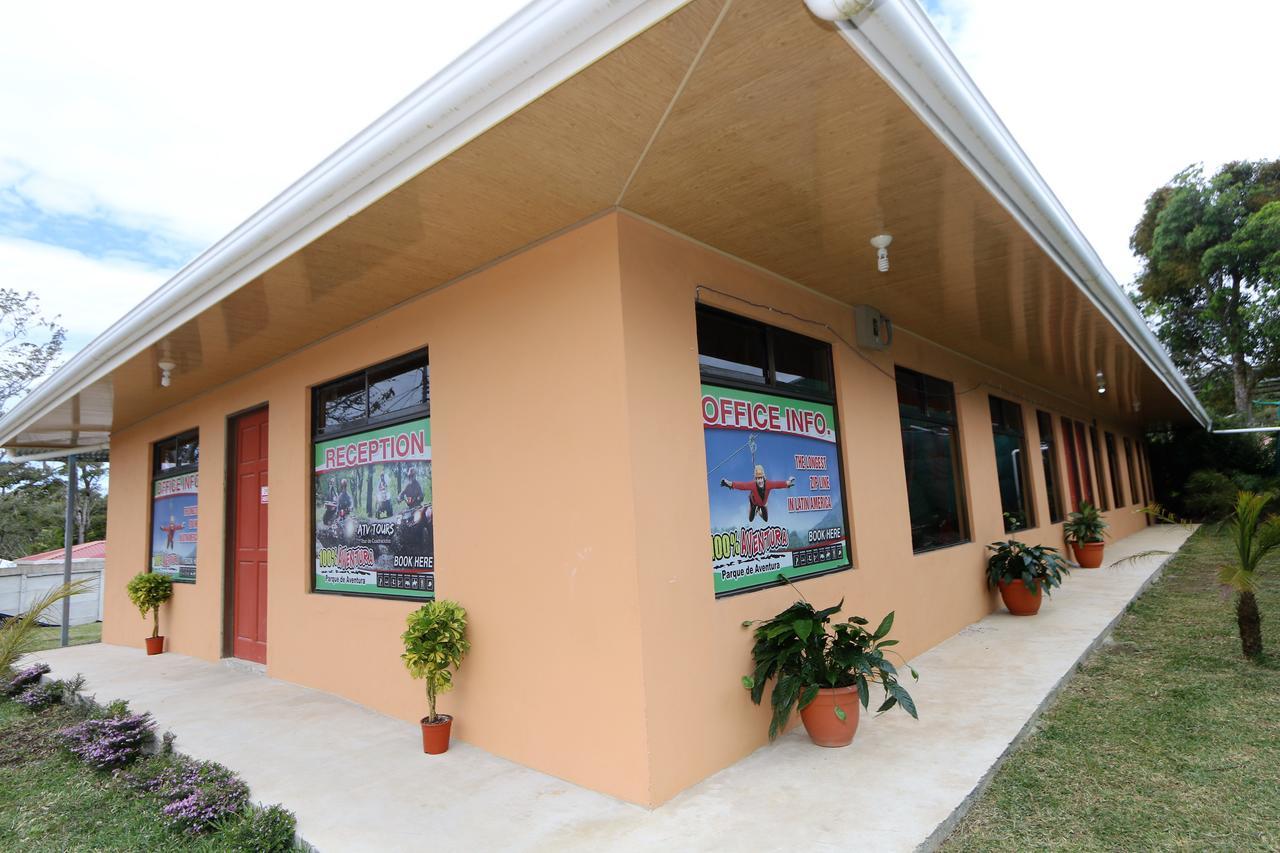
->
27 621 102 652
943 527 1280 851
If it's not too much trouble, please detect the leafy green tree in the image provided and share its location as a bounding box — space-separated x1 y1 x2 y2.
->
1131 161 1280 423
0 288 64 410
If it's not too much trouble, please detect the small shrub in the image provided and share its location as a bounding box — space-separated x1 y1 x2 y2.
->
128 754 250 834
59 712 156 770
5 661 50 695
126 571 173 639
218 803 298 852
15 683 55 710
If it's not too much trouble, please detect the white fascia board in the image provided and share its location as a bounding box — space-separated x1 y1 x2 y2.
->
0 0 693 447
832 0 1211 429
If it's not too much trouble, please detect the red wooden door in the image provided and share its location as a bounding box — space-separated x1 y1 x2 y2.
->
231 408 269 663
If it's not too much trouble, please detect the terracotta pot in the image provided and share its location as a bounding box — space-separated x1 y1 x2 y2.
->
798 686 860 747
144 636 165 655
1071 540 1105 569
997 579 1043 616
421 715 453 754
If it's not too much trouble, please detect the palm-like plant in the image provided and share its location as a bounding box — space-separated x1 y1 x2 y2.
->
0 579 91 674
1220 491 1280 660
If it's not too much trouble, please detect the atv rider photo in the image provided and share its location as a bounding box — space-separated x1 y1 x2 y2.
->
398 466 424 508
720 464 796 522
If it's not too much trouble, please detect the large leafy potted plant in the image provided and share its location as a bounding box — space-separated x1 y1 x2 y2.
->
986 539 1071 616
1063 501 1109 568
741 596 917 748
401 599 470 755
126 571 173 655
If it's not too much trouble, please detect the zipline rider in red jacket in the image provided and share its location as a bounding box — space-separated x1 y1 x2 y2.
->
720 465 796 523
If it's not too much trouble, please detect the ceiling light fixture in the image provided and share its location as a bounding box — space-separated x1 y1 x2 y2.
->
158 360 176 388
1095 370 1107 395
870 234 893 273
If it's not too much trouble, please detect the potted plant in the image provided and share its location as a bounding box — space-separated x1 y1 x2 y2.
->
126 572 174 655
986 539 1071 616
401 599 470 755
741 595 917 748
1063 502 1109 568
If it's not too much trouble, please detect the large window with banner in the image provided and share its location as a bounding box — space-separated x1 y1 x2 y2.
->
897 367 969 552
150 430 199 583
697 306 851 598
311 350 433 600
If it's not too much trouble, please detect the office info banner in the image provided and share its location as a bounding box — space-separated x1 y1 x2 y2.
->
151 472 197 582
702 384 850 596
313 417 435 599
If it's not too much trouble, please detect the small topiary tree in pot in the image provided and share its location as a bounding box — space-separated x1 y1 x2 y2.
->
126 572 174 655
401 599 470 754
1063 502 1109 568
741 592 918 748
986 539 1072 616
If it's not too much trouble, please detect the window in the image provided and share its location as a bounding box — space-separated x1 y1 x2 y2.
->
150 430 199 584
695 306 832 398
1036 411 1064 523
897 367 968 552
696 306 850 597
311 351 435 601
1073 421 1096 507
1061 416 1083 512
989 396 1034 532
1089 426 1110 511
1105 432 1125 509
314 350 429 439
1123 437 1140 505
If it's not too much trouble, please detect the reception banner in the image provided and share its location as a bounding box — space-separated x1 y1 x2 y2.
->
313 417 434 599
151 472 198 582
702 384 851 596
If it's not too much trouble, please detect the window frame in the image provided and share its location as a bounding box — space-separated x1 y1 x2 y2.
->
695 305 835 405
149 429 199 585
895 365 971 554
1122 436 1140 505
1035 411 1064 524
1104 432 1125 509
311 349 430 443
988 395 1036 533
309 349 433 603
1088 425 1110 511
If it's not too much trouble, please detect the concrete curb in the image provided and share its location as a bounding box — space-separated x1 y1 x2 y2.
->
916 536 1188 852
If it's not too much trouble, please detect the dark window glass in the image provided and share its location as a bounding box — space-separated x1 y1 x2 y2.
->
1089 426 1110 511
1061 416 1083 512
1074 421 1096 506
695 306 834 402
1105 433 1124 509
313 351 429 438
989 396 1034 532
897 367 968 551
1123 437 1140 505
696 309 767 385
1036 412 1063 523
153 430 199 479
772 327 832 396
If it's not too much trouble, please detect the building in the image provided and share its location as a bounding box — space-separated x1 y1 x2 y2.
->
0 0 1207 807
0 541 106 627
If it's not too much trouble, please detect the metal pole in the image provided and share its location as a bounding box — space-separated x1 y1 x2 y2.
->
61 454 77 647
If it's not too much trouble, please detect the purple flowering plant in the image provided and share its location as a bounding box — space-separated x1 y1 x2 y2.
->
127 756 249 834
15 682 55 710
5 661 50 695
59 712 156 770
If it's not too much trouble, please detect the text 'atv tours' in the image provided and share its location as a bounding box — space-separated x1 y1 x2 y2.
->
702 385 851 596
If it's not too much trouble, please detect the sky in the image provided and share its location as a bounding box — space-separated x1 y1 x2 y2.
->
5 0 1279 365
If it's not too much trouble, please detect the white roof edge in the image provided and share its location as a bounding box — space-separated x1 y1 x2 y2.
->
0 0 692 448
836 0 1211 429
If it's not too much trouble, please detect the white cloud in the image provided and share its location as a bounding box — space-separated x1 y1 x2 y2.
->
0 0 530 358
0 236 170 354
927 0 1280 287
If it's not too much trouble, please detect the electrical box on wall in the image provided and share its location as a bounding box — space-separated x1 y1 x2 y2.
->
854 305 893 350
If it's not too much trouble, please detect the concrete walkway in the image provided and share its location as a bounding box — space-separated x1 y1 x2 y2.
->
29 525 1194 852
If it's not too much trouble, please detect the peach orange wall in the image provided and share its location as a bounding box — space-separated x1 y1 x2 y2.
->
613 213 1150 803
103 215 657 805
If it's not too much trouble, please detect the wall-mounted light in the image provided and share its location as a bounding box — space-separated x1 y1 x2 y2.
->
1132 399 1142 413
158 360 176 388
870 234 893 273
1095 370 1107 395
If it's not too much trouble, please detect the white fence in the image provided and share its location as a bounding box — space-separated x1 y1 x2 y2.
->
0 558 103 626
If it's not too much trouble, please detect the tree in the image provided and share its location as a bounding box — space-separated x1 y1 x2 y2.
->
73 460 108 544
0 289 64 412
1131 161 1280 424
1220 491 1280 660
